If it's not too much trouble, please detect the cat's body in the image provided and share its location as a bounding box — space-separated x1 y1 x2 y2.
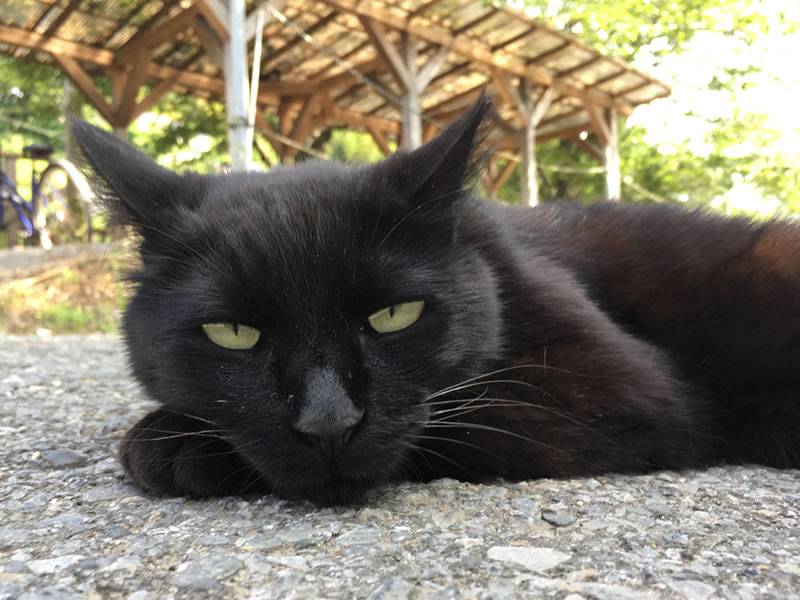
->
71 98 800 504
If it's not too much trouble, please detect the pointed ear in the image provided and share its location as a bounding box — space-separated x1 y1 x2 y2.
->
69 115 188 233
389 94 493 206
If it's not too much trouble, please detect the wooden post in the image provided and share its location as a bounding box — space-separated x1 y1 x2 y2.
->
400 33 421 149
520 110 537 206
604 110 620 200
511 79 554 206
586 103 621 201
360 17 449 150
225 0 251 170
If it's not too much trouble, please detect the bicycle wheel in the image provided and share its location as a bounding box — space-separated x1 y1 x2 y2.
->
34 160 94 248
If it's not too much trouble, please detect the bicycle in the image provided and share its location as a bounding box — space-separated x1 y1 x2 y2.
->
0 142 94 248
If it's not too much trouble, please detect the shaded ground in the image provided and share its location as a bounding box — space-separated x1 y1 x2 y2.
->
1 335 799 599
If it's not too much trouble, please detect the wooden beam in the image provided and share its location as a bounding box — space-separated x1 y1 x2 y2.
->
51 54 113 124
423 121 439 142
416 44 449 90
359 16 409 92
196 0 230 41
329 106 399 135
366 123 392 155
317 0 633 115
530 87 556 127
0 25 285 107
116 53 153 124
286 95 321 159
0 24 116 65
490 159 517 194
490 68 526 125
585 103 611 146
132 75 178 120
193 16 224 66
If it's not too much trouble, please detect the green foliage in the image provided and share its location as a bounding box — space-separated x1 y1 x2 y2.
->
518 0 784 62
0 57 65 153
128 92 230 172
327 129 387 163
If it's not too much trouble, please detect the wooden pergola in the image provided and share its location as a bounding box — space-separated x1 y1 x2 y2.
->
0 0 670 204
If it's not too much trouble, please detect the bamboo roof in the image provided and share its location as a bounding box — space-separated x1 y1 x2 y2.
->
0 0 670 156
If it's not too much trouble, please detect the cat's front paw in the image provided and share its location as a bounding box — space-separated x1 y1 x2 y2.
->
118 409 267 497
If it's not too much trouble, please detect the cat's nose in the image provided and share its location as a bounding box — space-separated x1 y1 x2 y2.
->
292 367 364 459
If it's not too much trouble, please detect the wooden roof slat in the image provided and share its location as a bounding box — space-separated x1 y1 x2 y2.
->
42 0 83 38
491 25 537 52
527 40 572 65
262 11 338 68
557 55 604 78
452 8 497 36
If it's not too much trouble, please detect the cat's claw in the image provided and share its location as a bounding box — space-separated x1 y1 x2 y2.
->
118 409 268 497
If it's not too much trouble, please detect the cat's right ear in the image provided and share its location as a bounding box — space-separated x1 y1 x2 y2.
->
69 116 187 233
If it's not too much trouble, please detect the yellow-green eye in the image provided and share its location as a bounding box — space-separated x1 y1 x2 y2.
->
367 301 425 334
202 323 261 350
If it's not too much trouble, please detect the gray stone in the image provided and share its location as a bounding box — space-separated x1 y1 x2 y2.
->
27 555 83 575
487 546 571 572
18 586 83 600
39 450 87 469
367 577 412 600
645 500 671 515
541 507 575 527
168 552 243 591
0 582 21 600
572 583 660 600
667 580 718 600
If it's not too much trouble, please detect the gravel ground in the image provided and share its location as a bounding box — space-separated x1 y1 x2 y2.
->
1 335 799 600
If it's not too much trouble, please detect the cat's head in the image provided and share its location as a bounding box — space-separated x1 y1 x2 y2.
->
72 97 504 503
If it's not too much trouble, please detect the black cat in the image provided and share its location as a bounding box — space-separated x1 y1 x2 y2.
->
71 97 800 505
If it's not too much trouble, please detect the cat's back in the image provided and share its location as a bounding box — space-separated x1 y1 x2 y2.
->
489 200 800 393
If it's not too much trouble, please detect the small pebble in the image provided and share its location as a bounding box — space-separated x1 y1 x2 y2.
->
39 450 88 469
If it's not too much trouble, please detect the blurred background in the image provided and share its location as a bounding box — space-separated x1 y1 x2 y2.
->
1 0 798 335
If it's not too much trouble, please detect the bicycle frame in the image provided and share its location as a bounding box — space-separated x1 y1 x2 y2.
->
1 160 55 238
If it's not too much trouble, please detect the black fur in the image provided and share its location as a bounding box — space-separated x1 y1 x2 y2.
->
71 98 800 505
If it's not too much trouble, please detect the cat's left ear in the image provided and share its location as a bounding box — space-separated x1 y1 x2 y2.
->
389 93 493 206
69 115 192 234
